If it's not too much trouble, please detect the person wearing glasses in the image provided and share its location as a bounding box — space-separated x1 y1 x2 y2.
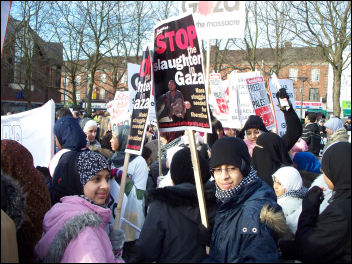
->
206 137 290 263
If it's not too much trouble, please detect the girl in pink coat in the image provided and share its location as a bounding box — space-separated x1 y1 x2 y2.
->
35 150 125 263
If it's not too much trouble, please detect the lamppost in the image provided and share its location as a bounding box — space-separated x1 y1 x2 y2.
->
297 77 308 120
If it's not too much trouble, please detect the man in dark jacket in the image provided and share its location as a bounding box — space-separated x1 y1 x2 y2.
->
133 147 217 263
280 142 351 263
301 112 321 156
208 137 290 263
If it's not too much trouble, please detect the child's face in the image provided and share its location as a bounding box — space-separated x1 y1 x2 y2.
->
83 169 110 205
273 176 286 197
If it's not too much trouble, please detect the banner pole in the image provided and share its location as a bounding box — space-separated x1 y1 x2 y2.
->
113 152 130 230
158 128 162 177
204 38 211 144
187 129 209 229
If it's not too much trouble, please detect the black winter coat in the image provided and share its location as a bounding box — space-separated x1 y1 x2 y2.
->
294 191 351 263
301 122 321 155
134 181 217 263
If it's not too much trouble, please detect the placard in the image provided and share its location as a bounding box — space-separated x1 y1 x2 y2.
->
153 13 211 133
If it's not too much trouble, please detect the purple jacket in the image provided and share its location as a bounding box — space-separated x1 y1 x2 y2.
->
35 196 120 263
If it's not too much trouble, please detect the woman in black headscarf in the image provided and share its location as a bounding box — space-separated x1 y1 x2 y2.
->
251 90 302 187
280 142 351 263
252 132 293 187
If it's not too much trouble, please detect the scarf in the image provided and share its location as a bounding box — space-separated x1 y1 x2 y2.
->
161 136 183 159
215 166 258 202
54 116 87 151
75 195 108 208
278 186 308 199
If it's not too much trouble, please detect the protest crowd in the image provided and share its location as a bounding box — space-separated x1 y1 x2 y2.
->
1 9 351 264
2 92 351 263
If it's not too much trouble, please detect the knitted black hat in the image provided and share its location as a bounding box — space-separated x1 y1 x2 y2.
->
170 147 210 185
238 115 268 139
210 137 251 177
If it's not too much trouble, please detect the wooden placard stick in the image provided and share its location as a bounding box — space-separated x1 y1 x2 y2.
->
186 129 209 229
113 152 130 230
158 128 162 177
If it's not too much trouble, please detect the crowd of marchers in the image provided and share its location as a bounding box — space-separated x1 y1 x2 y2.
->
1 90 351 263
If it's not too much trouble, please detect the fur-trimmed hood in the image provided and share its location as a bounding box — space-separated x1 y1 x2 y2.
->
1 170 26 230
260 203 292 239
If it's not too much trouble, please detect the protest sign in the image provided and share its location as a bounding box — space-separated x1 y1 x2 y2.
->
246 76 275 130
1 99 55 167
106 91 130 130
268 77 296 136
128 63 157 121
153 13 211 133
125 48 153 155
227 71 260 128
208 73 234 128
178 1 246 40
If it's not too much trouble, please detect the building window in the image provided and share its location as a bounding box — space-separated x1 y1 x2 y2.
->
63 76 69 86
309 88 319 101
101 73 106 84
99 88 105 99
76 76 81 85
56 67 61 87
311 69 320 82
289 68 298 81
76 91 80 101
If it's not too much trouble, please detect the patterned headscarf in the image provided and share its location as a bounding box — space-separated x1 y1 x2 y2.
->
77 151 109 186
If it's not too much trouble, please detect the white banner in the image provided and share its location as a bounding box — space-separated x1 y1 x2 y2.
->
179 1 246 40
268 78 296 136
1 100 55 167
106 91 130 130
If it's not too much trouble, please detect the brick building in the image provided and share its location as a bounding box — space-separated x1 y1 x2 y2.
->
59 43 329 115
60 56 141 111
1 17 63 115
210 43 329 104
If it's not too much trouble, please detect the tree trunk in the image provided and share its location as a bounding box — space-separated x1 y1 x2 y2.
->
333 68 342 117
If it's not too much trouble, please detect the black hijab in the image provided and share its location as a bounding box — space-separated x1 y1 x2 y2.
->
321 142 351 199
252 132 292 187
50 150 83 205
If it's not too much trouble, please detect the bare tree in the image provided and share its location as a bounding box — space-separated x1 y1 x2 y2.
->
48 2 87 110
74 1 120 115
260 1 295 77
231 1 261 72
288 1 351 117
